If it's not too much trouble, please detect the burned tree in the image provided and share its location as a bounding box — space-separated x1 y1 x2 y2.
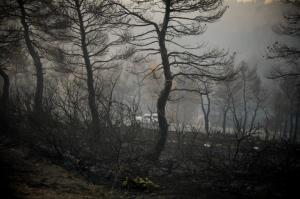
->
229 62 265 136
55 0 128 134
0 13 24 112
0 44 10 108
190 80 213 134
0 0 64 115
267 0 300 79
109 0 236 158
215 72 235 134
266 0 300 141
0 66 9 108
279 78 299 141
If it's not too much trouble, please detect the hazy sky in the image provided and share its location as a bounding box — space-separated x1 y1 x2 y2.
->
129 0 299 78
131 0 299 115
198 0 298 76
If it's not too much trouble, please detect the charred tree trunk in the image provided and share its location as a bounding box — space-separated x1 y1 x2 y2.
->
249 103 260 134
176 99 180 130
155 76 172 158
293 93 300 142
242 85 247 136
201 94 210 134
222 85 231 134
17 0 43 115
75 0 100 133
155 42 172 158
289 107 294 140
154 1 172 158
231 93 242 133
0 67 9 109
222 107 229 134
283 119 288 139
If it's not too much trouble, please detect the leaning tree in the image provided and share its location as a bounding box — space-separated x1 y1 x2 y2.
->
107 0 236 158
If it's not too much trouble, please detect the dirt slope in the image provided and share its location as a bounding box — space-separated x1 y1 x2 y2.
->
0 145 112 199
0 143 174 199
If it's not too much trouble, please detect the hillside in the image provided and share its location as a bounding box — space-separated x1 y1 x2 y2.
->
0 141 170 199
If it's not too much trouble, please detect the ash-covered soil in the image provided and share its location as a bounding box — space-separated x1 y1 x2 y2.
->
0 142 173 199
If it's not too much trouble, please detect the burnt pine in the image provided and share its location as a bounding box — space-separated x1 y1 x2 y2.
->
108 0 236 158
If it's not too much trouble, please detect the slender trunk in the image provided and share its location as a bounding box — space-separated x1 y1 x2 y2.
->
289 108 294 140
0 67 9 109
155 70 172 157
222 107 229 134
222 86 231 134
207 95 211 133
279 121 282 138
204 115 209 133
293 94 299 142
155 1 172 158
242 100 247 136
233 138 241 165
201 94 210 134
176 99 180 130
283 119 288 139
15 72 18 97
231 93 241 132
274 118 278 140
137 76 141 109
75 0 99 132
241 74 247 136
17 0 43 115
294 114 299 142
249 103 259 134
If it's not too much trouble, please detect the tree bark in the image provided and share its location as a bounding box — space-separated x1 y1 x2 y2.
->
176 99 180 130
242 84 247 136
154 0 172 158
283 119 288 139
249 103 260 134
289 108 294 140
231 93 241 132
293 93 299 142
201 94 210 134
0 67 9 109
17 0 43 115
222 107 229 134
75 0 100 132
222 85 231 134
